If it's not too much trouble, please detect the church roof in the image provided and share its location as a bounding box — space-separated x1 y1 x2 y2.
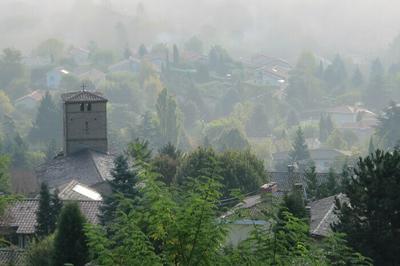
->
57 179 103 201
61 90 107 103
36 149 115 189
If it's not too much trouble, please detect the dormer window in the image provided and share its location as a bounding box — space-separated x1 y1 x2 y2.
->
87 103 92 111
80 103 84 111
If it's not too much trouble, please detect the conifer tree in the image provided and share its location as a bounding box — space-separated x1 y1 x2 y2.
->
305 165 318 200
100 155 140 225
352 67 364 87
53 203 89 266
173 44 179 65
36 183 63 237
36 183 53 237
368 137 375 155
138 44 148 58
289 127 311 164
29 92 61 143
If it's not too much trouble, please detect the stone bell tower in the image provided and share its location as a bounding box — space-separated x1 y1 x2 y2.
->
61 90 108 156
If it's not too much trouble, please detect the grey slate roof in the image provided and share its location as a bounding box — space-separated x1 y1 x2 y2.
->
61 90 107 103
0 199 102 235
36 149 115 189
269 171 329 192
0 248 25 265
309 193 348 237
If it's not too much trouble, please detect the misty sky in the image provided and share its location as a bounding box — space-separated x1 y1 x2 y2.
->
0 0 399 61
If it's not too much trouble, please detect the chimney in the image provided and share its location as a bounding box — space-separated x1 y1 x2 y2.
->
260 182 278 193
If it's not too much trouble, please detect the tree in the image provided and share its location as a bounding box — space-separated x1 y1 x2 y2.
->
246 105 270 137
0 48 25 90
0 155 10 193
173 44 180 66
156 88 182 146
138 44 148 58
289 127 311 164
376 101 400 148
29 92 61 144
53 203 89 266
352 67 364 87
136 111 160 148
216 128 250 152
0 91 14 117
45 139 58 161
368 137 375 155
100 155 140 225
333 149 400 265
184 36 203 54
24 235 54 266
152 143 182 185
305 165 318 200
36 183 62 237
324 54 347 90
34 38 64 63
364 58 387 109
218 150 268 198
283 189 307 219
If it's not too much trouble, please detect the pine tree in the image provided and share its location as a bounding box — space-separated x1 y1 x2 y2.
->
138 44 148 58
36 183 53 237
100 155 140 225
36 183 62 237
53 203 89 266
368 137 375 155
352 67 364 87
173 44 179 66
305 165 318 200
29 92 61 143
333 149 400 265
289 127 311 164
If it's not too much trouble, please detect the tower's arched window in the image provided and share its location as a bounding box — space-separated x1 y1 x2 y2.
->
80 103 84 111
87 103 92 111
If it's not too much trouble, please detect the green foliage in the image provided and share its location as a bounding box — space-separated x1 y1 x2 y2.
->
138 44 148 57
319 114 334 142
29 92 61 144
0 155 10 193
334 149 400 265
352 67 364 87
283 188 307 219
156 88 182 147
246 105 270 137
34 38 64 62
289 127 311 165
0 48 25 90
173 44 180 65
364 58 387 109
184 36 203 54
218 150 267 198
24 235 54 266
36 183 63 237
324 54 347 90
152 143 182 185
376 101 400 148
216 128 250 152
322 233 373 266
100 155 141 225
53 203 89 266
87 154 227 265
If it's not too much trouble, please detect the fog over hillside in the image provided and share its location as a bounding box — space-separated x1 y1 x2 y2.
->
0 0 399 60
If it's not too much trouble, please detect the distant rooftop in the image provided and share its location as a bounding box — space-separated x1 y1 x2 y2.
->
58 179 103 201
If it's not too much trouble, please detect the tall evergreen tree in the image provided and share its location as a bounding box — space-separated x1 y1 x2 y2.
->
173 44 179 66
289 127 311 164
138 44 148 58
305 165 318 200
36 183 62 237
29 92 61 143
333 149 400 265
156 88 182 146
368 137 375 155
53 203 89 266
376 101 400 148
324 54 347 90
100 155 140 225
246 105 270 137
364 58 386 109
352 67 364 87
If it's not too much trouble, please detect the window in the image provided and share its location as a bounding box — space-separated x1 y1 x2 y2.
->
80 103 84 111
87 103 92 111
85 121 89 133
